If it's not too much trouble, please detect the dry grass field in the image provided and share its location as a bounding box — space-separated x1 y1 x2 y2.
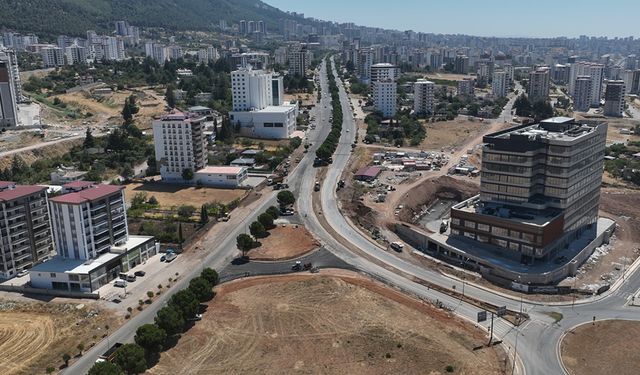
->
149 274 505 375
420 117 491 150
0 301 118 375
561 320 640 375
249 225 319 261
124 182 247 208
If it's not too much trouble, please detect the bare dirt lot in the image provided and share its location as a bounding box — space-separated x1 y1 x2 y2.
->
250 225 319 261
561 320 640 375
124 182 247 208
420 118 491 151
601 117 640 144
0 300 119 375
149 274 505 375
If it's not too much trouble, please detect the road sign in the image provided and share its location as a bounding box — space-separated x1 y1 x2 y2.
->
496 306 507 317
477 311 487 323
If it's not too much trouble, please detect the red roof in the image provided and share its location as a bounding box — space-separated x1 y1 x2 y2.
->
50 184 124 205
0 185 46 202
0 181 15 189
355 166 382 178
62 181 96 189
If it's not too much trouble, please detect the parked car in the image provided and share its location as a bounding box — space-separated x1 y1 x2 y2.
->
16 270 28 277
134 270 146 277
125 274 137 282
113 279 127 288
160 255 166 262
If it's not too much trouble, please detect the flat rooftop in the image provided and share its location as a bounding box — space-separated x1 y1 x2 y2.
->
256 105 297 113
197 166 245 175
484 117 605 144
454 196 561 226
30 235 154 275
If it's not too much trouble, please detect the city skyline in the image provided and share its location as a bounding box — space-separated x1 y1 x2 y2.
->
266 0 640 38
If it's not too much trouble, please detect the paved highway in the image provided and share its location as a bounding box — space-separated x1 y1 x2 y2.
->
298 57 640 375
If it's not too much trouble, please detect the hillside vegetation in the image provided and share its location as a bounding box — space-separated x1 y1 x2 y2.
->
0 0 296 36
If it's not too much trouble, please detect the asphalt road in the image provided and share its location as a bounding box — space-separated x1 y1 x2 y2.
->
297 58 640 375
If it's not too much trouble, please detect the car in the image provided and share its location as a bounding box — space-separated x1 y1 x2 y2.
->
188 313 203 322
134 270 146 277
111 298 122 304
114 279 127 288
16 270 28 277
125 274 137 282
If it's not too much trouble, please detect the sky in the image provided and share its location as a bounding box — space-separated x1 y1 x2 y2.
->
265 0 640 38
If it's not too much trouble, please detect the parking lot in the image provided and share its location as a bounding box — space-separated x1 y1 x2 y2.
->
98 253 184 308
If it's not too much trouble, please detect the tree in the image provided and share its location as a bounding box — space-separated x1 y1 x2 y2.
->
249 221 266 237
62 353 71 367
182 168 194 181
148 196 159 206
277 190 295 207
88 361 123 375
165 86 176 109
236 233 253 258
200 268 219 286
513 94 532 117
84 128 95 149
170 289 199 320
266 206 280 219
188 276 212 302
77 343 85 355
155 306 184 336
532 100 554 122
113 343 147 375
200 204 209 224
122 102 133 124
134 324 167 353
46 366 56 374
177 205 196 219
257 212 275 229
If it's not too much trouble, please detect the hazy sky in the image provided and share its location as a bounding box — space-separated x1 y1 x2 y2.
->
265 0 639 38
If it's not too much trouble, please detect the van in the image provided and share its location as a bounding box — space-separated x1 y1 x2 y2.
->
114 279 127 288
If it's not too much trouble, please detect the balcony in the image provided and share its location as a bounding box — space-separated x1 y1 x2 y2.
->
90 202 106 212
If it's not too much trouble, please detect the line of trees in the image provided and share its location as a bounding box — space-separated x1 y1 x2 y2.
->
237 191 296 258
87 268 220 375
315 60 344 161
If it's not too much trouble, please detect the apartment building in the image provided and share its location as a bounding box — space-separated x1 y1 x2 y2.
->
371 63 398 118
450 117 607 264
413 79 435 115
41 47 65 68
65 44 87 65
197 47 219 64
603 80 625 117
30 182 155 292
569 62 604 107
527 66 550 102
49 182 128 260
573 76 592 112
0 182 54 279
229 67 298 139
288 43 311 76
0 60 18 128
153 111 207 182
457 78 475 96
622 70 640 95
492 70 508 98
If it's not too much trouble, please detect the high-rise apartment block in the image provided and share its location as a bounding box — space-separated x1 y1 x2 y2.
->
492 70 508 98
450 117 607 264
457 78 475 96
413 79 435 115
573 76 592 112
371 63 398 118
229 67 297 139
0 182 54 279
569 62 604 107
30 181 156 292
41 47 65 68
0 59 18 128
288 43 311 76
49 182 128 260
603 80 625 117
153 112 206 182
527 66 550 102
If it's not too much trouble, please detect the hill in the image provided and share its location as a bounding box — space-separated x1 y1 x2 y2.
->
0 0 298 37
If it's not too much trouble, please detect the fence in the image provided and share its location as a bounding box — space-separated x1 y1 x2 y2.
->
0 284 100 299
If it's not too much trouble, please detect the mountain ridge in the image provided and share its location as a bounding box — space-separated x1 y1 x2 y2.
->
0 0 298 37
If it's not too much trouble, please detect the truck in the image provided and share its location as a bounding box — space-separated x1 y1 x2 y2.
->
267 176 284 186
96 342 123 363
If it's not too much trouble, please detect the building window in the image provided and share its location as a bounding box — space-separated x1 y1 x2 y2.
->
50 273 57 278
509 242 520 252
477 223 490 232
491 226 508 237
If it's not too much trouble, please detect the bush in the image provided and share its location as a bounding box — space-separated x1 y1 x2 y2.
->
445 365 454 373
